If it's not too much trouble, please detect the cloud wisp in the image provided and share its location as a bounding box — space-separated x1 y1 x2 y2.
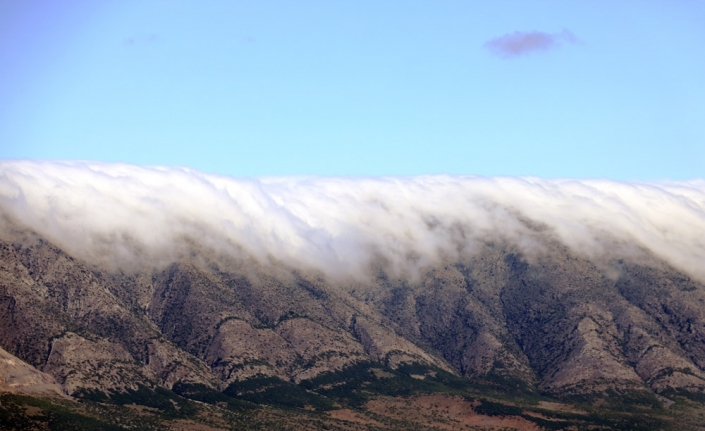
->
485 29 578 58
1 161 704 283
124 33 159 47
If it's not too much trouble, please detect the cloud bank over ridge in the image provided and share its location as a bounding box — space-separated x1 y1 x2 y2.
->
1 160 704 282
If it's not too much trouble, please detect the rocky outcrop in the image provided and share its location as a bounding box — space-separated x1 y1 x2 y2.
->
43 332 146 393
0 346 64 396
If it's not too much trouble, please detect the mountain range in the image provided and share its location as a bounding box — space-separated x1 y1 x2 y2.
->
1 161 704 430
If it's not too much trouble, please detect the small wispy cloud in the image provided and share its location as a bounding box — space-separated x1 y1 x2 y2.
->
485 29 578 58
124 33 159 47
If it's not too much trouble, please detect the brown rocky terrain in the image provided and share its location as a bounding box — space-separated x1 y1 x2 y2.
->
2 224 705 429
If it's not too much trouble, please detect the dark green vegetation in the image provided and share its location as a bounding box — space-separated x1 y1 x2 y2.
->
172 381 256 411
223 376 334 411
3 361 705 430
300 361 477 407
296 362 681 431
0 393 125 431
473 398 670 431
80 384 199 418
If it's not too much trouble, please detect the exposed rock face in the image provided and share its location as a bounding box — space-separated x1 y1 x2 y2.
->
0 346 64 396
43 332 142 393
2 227 705 404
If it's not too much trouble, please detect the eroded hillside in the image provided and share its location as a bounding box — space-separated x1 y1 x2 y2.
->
2 228 705 429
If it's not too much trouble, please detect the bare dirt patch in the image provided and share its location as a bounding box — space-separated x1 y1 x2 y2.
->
537 400 587 414
365 394 542 430
370 368 395 379
328 408 384 427
168 419 230 431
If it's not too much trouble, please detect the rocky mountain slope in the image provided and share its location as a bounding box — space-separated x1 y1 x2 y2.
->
2 224 705 407
2 161 705 429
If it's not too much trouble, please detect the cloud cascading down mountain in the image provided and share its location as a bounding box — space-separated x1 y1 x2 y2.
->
1 160 704 282
3 160 705 430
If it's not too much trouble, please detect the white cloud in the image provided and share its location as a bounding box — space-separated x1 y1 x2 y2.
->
1 160 704 282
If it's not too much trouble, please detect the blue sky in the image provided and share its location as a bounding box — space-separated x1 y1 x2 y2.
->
1 1 704 179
